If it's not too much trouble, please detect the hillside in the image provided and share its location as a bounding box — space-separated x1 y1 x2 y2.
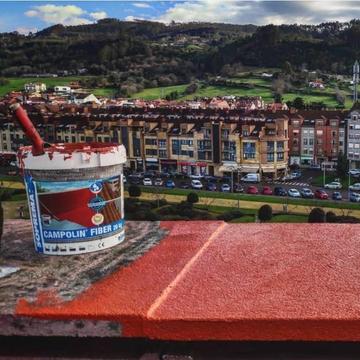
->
0 19 359 106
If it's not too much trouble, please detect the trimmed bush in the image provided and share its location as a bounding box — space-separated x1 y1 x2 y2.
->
258 205 273 222
308 208 326 223
128 185 141 198
326 211 337 223
187 192 199 204
217 209 243 222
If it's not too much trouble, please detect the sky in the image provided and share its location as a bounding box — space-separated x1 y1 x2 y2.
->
0 1 359 34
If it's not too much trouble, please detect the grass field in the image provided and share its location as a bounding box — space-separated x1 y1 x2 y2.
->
138 186 360 210
131 72 353 108
0 76 116 97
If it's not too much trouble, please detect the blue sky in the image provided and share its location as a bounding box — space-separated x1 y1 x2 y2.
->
0 1 359 34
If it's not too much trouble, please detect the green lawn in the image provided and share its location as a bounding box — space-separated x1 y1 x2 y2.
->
130 73 353 109
0 76 90 96
137 186 360 210
269 214 308 223
311 174 354 189
230 215 255 223
131 84 189 100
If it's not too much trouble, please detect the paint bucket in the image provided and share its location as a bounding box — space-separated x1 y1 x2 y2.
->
18 142 127 255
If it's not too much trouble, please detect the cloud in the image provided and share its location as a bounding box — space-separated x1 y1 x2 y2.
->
125 15 146 22
25 4 107 26
154 0 360 25
16 27 38 35
90 11 107 21
133 3 152 9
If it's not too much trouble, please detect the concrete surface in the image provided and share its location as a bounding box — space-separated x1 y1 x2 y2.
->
1 220 360 341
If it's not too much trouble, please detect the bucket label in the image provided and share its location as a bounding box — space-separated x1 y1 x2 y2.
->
25 173 124 245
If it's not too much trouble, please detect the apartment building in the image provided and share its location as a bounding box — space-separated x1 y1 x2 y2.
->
347 109 360 168
0 104 350 177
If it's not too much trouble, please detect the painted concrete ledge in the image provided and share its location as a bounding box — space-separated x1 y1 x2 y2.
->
1 219 360 341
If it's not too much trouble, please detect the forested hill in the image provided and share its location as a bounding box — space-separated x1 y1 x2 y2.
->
0 18 359 84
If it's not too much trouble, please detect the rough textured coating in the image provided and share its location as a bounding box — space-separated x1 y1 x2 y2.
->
3 221 360 341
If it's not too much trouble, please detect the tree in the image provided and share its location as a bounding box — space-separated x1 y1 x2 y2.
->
0 200 3 253
292 97 305 110
185 82 198 95
128 185 141 198
187 192 199 204
258 205 273 222
336 151 348 179
308 208 325 223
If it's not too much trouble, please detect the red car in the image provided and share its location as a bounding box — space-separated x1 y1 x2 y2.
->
247 185 259 194
315 189 329 200
261 186 273 195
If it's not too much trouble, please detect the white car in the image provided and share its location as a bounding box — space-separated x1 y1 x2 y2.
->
154 178 163 186
288 188 301 197
190 174 204 180
349 169 360 176
324 181 342 190
349 183 360 191
143 178 152 186
191 179 203 189
221 183 231 192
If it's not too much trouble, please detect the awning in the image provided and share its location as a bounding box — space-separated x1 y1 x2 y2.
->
145 158 158 163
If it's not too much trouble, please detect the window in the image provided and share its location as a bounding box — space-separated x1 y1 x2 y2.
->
146 149 157 156
309 138 314 146
277 141 284 151
332 131 336 137
267 152 274 162
159 150 167 158
267 141 274 151
316 130 323 136
277 152 284 160
243 142 256 159
145 138 157 146
158 139 166 148
303 138 308 145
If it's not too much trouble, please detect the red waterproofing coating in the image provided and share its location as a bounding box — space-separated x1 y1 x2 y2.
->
15 222 360 341
11 104 45 156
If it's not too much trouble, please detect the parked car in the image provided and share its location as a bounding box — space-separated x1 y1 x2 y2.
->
241 173 260 183
349 183 360 191
191 179 203 189
274 186 287 196
281 174 294 181
349 169 360 176
204 175 217 182
261 186 273 195
300 188 314 198
206 182 217 191
288 188 301 198
247 185 258 194
165 180 175 189
324 181 342 190
315 189 329 200
310 164 321 170
123 176 127 184
350 192 360 202
221 183 231 192
290 171 302 179
179 182 190 189
234 183 244 193
154 178 163 186
332 192 342 200
130 177 141 185
190 174 204 180
143 178 152 186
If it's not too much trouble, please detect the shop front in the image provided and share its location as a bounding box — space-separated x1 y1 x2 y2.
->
179 161 208 176
145 158 159 171
136 159 144 172
160 159 178 173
